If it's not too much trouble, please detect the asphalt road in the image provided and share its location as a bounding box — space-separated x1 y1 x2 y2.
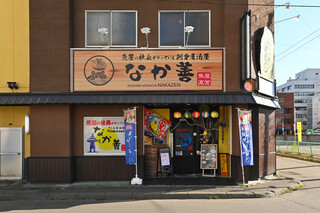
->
0 156 319 213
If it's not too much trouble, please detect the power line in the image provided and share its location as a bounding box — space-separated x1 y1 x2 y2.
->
276 33 320 62
276 27 320 57
160 0 320 8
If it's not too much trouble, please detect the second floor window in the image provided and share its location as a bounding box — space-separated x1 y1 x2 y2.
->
284 108 291 114
159 11 210 47
86 10 137 47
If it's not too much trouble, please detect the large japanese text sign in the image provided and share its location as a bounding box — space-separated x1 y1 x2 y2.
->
73 49 223 91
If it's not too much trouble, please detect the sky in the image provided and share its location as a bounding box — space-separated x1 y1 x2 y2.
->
274 0 320 86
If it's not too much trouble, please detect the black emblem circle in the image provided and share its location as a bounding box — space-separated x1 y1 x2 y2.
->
84 55 115 86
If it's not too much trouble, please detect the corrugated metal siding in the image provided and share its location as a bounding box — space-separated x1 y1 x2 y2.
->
74 156 144 181
28 157 73 183
0 92 259 105
27 156 144 182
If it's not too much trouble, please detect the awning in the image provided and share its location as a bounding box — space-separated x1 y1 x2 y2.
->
0 92 279 108
252 93 280 109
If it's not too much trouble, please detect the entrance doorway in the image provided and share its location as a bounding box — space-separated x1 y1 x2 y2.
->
0 128 23 180
173 122 201 174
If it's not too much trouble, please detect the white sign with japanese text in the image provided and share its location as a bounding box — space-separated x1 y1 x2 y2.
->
84 117 125 156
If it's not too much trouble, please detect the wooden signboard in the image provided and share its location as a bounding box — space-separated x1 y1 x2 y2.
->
72 49 223 92
201 144 217 169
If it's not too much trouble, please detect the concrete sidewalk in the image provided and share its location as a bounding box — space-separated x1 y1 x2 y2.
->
0 173 302 201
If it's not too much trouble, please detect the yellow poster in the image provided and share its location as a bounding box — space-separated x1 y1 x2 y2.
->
297 122 302 142
220 154 228 176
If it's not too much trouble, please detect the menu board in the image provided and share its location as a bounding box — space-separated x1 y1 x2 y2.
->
201 144 217 169
159 148 172 173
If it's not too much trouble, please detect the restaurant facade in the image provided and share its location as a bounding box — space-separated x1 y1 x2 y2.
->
0 0 279 183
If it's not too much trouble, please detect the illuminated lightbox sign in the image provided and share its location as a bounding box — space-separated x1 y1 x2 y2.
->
73 49 223 91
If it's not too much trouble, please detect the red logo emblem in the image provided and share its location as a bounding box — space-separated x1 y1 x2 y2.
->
121 144 125 151
197 72 211 86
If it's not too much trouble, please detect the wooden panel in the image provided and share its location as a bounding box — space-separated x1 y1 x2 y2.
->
30 0 71 92
258 108 276 154
74 156 143 181
27 157 72 183
73 49 223 92
30 105 71 157
259 153 276 177
144 144 167 177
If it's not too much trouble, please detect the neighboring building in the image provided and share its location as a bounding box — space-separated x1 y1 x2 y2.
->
277 69 320 131
307 93 320 132
276 93 294 135
295 69 320 81
0 0 278 183
0 0 30 180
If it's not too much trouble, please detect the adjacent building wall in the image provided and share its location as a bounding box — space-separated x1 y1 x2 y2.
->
0 0 30 158
0 0 29 93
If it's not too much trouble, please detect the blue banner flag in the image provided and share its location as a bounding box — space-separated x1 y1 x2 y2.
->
125 123 136 165
238 109 254 166
239 124 253 166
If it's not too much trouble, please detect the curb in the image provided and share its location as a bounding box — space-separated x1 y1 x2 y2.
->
0 175 303 201
277 152 320 163
0 190 272 201
0 182 302 201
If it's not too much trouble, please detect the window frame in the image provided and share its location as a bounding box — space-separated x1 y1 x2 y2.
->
85 10 138 48
158 10 211 48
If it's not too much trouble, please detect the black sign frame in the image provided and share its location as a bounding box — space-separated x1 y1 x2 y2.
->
200 144 218 169
158 147 173 174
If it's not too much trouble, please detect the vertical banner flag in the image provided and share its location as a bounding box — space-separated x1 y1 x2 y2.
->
125 123 136 165
124 108 136 165
297 121 302 142
238 109 254 166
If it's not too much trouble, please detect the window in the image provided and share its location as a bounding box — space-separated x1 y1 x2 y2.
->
294 84 314 89
159 11 210 47
86 10 137 47
295 99 307 103
279 98 285 102
276 116 283 124
284 108 291 114
295 107 307 111
284 118 291 124
276 108 284 113
294 92 314 96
